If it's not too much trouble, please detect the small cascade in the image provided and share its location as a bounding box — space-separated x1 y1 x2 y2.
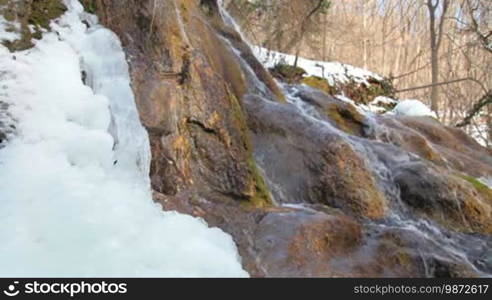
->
281 84 492 276
215 0 280 101
220 36 276 99
215 0 492 275
217 0 250 47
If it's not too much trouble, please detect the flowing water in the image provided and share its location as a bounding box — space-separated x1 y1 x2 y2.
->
217 2 492 277
286 85 492 277
1 0 488 277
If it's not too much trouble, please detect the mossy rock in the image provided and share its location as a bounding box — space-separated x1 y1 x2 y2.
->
246 155 272 208
269 63 306 84
28 0 67 30
396 163 492 235
301 76 333 95
340 77 396 105
459 174 492 203
227 89 272 207
80 0 97 14
324 102 366 136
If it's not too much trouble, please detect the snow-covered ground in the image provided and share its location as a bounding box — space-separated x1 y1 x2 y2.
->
253 47 492 147
0 0 247 277
254 46 383 86
254 47 452 119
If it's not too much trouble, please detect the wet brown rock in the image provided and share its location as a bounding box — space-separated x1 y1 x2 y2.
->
83 0 492 277
203 7 285 102
399 117 492 175
394 162 492 234
301 75 334 94
254 210 363 277
92 0 271 206
251 208 481 277
376 115 492 179
293 86 368 136
374 116 446 165
244 95 388 219
342 227 480 278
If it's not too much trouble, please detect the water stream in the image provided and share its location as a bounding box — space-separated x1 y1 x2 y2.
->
217 2 492 277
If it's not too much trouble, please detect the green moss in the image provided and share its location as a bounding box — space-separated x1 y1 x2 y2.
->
460 175 491 193
2 0 67 51
301 76 333 94
324 103 365 136
80 0 96 14
28 0 67 34
246 155 272 207
367 84 384 96
227 89 272 207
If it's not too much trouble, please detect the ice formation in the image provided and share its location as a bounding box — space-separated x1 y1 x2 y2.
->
0 0 248 277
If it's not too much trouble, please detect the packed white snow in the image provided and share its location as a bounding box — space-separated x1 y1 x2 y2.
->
393 99 437 118
253 46 383 86
253 47 397 115
0 0 248 277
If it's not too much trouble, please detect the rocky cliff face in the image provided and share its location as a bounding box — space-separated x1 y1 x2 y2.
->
87 0 492 277
3 0 492 277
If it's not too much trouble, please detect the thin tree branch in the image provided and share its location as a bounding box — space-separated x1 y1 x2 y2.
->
456 90 492 127
395 77 481 93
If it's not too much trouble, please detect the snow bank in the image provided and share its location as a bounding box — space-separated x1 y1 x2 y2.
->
393 100 437 118
253 47 396 115
0 0 247 277
253 46 383 86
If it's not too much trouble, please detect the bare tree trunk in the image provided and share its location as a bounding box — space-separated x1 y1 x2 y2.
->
322 12 327 61
430 40 439 112
427 0 449 116
488 105 492 147
294 0 326 68
362 0 368 69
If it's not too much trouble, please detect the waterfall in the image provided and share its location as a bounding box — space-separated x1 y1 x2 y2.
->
0 0 247 277
215 2 492 277
281 85 491 277
217 0 249 44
